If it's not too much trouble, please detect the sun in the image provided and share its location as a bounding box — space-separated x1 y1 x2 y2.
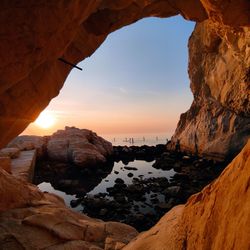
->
35 111 56 129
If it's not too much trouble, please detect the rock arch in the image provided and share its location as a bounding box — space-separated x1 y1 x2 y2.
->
0 1 249 160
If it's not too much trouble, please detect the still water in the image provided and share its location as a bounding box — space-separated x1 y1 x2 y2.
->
102 133 172 146
38 159 176 212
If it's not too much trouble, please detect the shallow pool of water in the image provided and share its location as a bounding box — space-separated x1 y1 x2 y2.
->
38 159 176 212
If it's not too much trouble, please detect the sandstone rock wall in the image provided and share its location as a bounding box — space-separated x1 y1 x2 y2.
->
124 139 250 250
171 19 250 160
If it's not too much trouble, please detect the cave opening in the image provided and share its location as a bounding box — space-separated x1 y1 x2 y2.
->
23 16 195 143
21 16 227 232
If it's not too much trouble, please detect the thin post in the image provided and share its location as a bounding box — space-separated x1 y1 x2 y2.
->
58 57 82 71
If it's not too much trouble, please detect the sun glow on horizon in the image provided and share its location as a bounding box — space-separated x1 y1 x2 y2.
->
35 111 56 129
22 16 194 137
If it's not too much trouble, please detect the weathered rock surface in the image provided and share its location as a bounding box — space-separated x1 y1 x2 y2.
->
124 140 250 250
8 135 47 157
0 168 138 250
47 127 113 167
0 147 20 159
11 150 37 182
170 19 250 160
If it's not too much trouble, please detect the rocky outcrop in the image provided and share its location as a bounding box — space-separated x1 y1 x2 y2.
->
47 127 113 167
7 127 113 167
0 168 138 250
170 19 250 160
0 147 20 159
124 139 250 250
8 135 47 157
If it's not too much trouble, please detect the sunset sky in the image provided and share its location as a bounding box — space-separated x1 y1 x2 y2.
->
23 16 195 139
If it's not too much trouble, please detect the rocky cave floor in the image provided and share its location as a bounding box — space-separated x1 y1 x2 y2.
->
34 145 228 232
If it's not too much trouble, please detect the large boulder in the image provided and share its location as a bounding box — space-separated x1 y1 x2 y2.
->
47 127 113 167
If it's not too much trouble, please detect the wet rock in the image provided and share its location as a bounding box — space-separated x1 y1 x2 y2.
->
173 162 182 172
58 179 73 187
114 194 126 203
141 196 147 202
70 199 81 208
156 202 171 210
99 208 108 216
155 144 166 154
127 173 134 178
173 173 190 182
115 178 125 184
132 177 140 183
150 193 157 198
94 193 107 198
114 183 127 189
183 155 191 160
164 186 181 197
153 155 174 170
133 205 139 211
150 198 159 204
126 184 144 194
124 166 138 171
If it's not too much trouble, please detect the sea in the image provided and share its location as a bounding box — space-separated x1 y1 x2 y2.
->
100 132 173 146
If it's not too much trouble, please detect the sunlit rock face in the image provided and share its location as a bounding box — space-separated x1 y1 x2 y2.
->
171 20 250 160
124 140 250 250
47 127 113 166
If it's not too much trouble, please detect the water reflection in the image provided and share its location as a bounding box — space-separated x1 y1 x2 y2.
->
34 160 114 196
37 160 175 208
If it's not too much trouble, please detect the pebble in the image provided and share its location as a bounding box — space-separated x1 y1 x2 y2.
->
115 178 125 184
127 172 134 178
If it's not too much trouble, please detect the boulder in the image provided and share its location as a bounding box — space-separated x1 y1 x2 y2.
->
47 127 113 167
